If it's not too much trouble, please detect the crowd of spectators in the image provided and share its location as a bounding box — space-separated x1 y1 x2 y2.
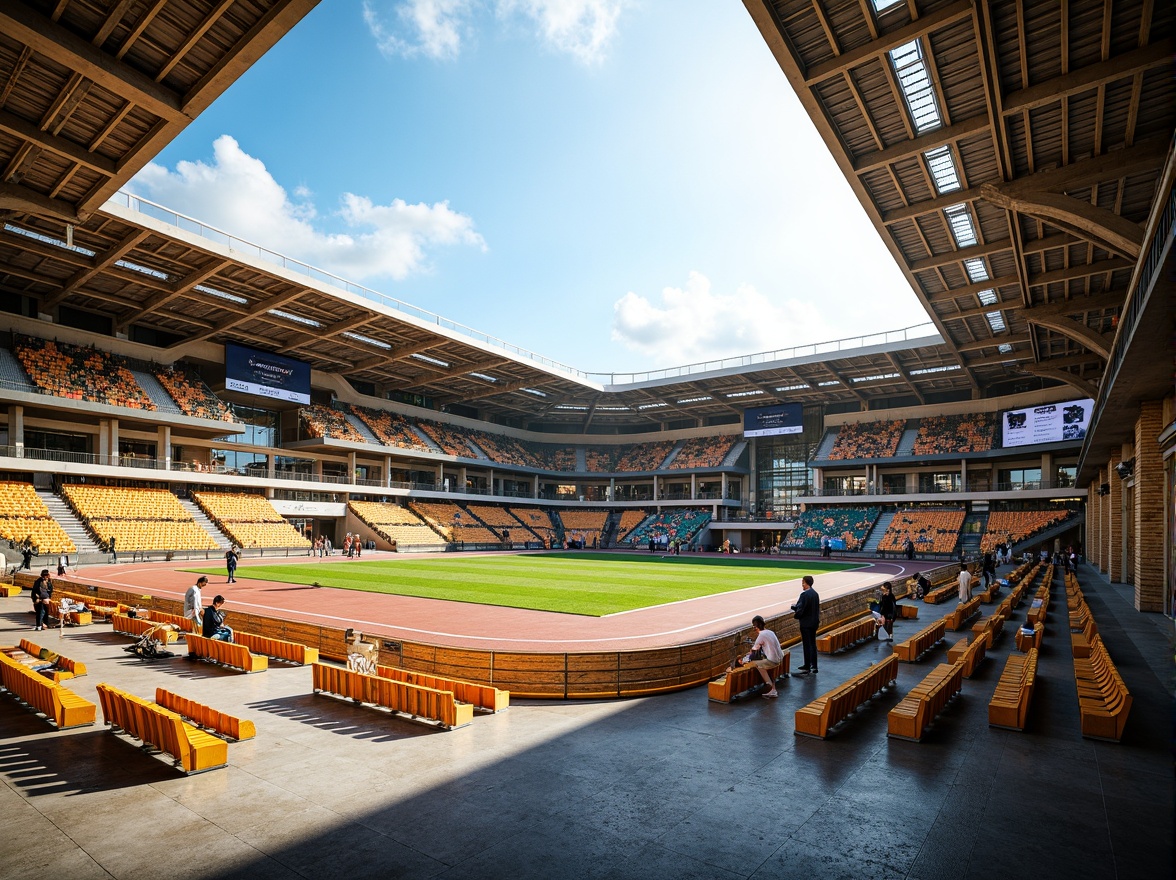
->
912 413 996 455
155 368 234 422
192 491 309 548
613 441 676 472
416 420 482 458
826 420 905 460
15 336 156 411
614 510 650 541
62 484 218 551
878 508 966 555
782 506 881 551
349 405 430 451
981 509 1073 553
668 436 737 469
300 405 367 443
0 481 75 554
348 501 446 547
624 508 711 547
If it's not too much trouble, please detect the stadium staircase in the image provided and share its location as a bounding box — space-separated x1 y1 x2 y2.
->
1008 511 1085 556
812 430 839 461
601 512 621 548
129 370 182 414
36 490 101 554
409 425 444 452
178 498 232 549
661 441 686 468
344 412 381 443
895 420 920 456
0 348 36 394
575 448 587 471
721 440 748 467
860 509 897 554
958 512 987 558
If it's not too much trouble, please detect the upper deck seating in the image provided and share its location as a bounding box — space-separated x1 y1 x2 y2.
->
782 506 880 551
625 509 711 546
981 509 1073 552
879 508 966 554
155 368 233 421
584 447 619 472
300 405 366 443
192 492 309 548
912 413 996 455
614 441 675 472
62 484 217 551
827 419 904 460
349 501 447 546
408 501 501 543
416 420 481 458
350 405 432 451
0 481 75 553
15 336 155 411
668 436 736 468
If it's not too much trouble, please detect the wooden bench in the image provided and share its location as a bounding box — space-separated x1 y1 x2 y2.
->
887 661 963 742
155 688 256 741
112 613 181 643
312 662 473 730
151 610 198 634
377 665 509 712
1026 588 1050 625
7 638 88 680
945 635 987 678
988 648 1038 731
1074 636 1132 742
971 613 1005 645
943 597 980 631
794 655 898 739
1015 622 1044 652
1070 611 1099 659
95 683 228 774
0 583 23 598
816 616 877 654
706 654 790 703
57 591 128 621
185 633 268 673
897 603 919 619
234 631 319 666
0 651 96 728
894 619 946 662
44 598 92 626
923 583 957 605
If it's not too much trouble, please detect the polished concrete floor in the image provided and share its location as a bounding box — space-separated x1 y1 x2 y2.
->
0 563 1170 880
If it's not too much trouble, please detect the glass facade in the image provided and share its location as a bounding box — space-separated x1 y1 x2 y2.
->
754 407 821 517
222 404 278 447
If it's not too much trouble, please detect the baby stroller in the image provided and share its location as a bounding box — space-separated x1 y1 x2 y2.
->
124 622 176 660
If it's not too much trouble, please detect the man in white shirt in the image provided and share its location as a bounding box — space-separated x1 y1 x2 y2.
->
957 564 973 602
184 576 207 633
743 615 785 698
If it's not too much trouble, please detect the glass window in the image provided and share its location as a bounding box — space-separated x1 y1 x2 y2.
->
918 472 962 493
882 473 907 494
222 403 278 447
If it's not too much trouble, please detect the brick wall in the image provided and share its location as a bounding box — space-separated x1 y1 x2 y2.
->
1134 401 1165 611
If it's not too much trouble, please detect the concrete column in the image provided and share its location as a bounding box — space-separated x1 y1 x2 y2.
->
384 455 392 488
690 473 697 500
488 468 494 496
98 419 110 463
653 474 659 499
347 451 357 484
1133 401 1165 611
459 466 467 493
1041 452 1053 486
609 478 615 501
1106 449 1123 582
158 425 171 470
267 454 275 479
721 473 728 500
9 405 24 457
533 474 539 499
436 464 443 489
313 458 323 480
960 459 967 492
109 418 119 466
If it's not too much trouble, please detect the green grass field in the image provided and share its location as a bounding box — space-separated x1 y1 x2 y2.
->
187 553 855 616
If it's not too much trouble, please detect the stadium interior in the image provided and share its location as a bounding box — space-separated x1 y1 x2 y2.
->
0 1 1171 878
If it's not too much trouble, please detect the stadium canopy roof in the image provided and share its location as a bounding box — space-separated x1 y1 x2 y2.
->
0 0 318 223
0 0 1171 434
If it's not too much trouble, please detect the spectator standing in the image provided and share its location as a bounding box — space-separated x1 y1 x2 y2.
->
957 563 973 602
225 546 239 584
20 542 33 571
108 535 117 564
56 552 69 577
878 581 897 641
31 569 52 631
184 576 207 633
904 537 915 561
982 552 996 589
792 575 821 674
202 595 233 642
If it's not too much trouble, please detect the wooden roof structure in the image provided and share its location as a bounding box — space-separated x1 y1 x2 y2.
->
0 0 319 223
0 0 1171 434
744 0 1174 402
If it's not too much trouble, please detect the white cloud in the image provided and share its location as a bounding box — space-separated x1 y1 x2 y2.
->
611 271 835 366
363 0 472 60
498 0 626 64
362 0 626 64
129 135 485 282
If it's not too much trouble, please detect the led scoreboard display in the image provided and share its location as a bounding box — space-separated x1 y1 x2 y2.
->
743 403 803 438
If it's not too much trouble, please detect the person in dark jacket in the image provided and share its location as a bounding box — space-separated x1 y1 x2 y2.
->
877 581 897 641
202 595 233 642
792 575 821 673
31 569 52 630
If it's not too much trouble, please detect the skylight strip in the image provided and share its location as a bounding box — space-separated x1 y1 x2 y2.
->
676 396 711 404
116 259 170 281
985 311 1006 332
468 372 497 382
998 343 1014 354
521 388 547 397
817 380 840 386
269 309 321 327
554 405 588 410
343 332 391 349
775 383 810 392
195 284 248 304
872 0 905 11
889 40 943 134
725 390 764 398
944 203 977 248
412 353 450 367
597 406 630 411
977 289 998 306
852 372 900 383
3 223 95 256
924 145 961 194
637 402 667 410
963 258 989 283
909 364 962 375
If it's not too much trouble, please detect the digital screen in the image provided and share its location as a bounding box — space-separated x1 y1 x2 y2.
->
1002 398 1094 447
744 403 803 438
224 342 311 404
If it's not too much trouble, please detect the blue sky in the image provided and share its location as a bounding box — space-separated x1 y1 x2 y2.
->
129 1 930 373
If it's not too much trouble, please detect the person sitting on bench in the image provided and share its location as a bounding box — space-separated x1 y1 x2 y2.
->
735 615 785 699
202 596 233 642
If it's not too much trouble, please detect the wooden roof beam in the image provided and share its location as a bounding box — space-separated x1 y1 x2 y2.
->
120 258 234 326
908 238 1011 272
1022 314 1111 360
1021 364 1099 397
1028 260 1131 287
853 115 989 174
803 0 973 84
174 287 306 347
348 340 439 372
276 313 376 354
885 351 925 405
925 274 1021 304
41 228 150 309
980 186 1143 260
0 109 116 176
0 181 79 222
955 333 1031 353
